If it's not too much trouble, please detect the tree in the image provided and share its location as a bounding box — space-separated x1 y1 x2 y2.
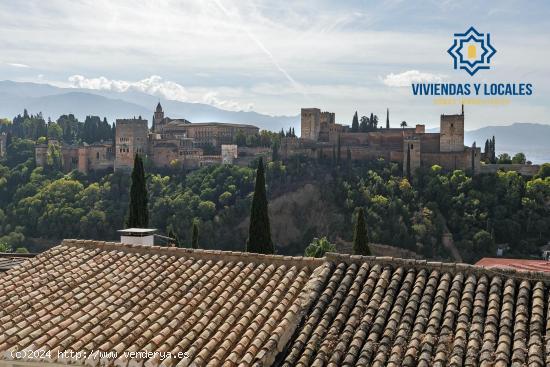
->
359 116 369 132
167 227 181 247
497 153 512 164
272 140 280 162
400 121 408 129
246 157 273 254
6 138 34 167
57 114 81 143
491 136 496 163
369 113 375 130
386 108 390 129
47 122 63 140
191 220 199 249
304 237 335 258
535 163 550 179
351 111 359 132
473 230 495 258
127 154 149 228
512 152 526 164
353 207 370 255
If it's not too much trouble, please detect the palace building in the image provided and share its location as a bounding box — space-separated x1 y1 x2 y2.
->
35 103 260 173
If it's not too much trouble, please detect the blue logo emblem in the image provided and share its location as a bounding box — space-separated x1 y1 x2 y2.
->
448 26 496 76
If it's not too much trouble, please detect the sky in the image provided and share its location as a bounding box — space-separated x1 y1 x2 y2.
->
0 0 549 129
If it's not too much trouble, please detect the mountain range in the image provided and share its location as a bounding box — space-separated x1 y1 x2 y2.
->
0 80 298 132
429 124 550 164
0 80 548 163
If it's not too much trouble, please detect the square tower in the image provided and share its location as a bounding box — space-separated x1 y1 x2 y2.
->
439 107 465 152
301 108 321 141
115 118 149 171
403 137 421 177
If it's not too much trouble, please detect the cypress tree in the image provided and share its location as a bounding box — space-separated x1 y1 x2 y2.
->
167 228 181 247
386 108 390 129
353 207 370 255
127 154 149 228
191 221 199 249
491 136 496 163
351 111 359 132
246 157 273 254
369 113 374 130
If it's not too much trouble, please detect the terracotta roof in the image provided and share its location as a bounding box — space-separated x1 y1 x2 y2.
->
1 241 550 367
0 240 324 366
476 257 550 273
281 254 550 367
0 253 34 272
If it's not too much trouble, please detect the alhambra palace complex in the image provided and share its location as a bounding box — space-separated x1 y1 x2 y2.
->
283 105 482 176
30 103 539 176
34 103 262 172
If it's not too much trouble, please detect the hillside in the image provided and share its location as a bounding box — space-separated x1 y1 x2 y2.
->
0 80 299 131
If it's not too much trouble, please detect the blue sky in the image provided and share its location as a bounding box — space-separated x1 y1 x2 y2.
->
0 0 549 129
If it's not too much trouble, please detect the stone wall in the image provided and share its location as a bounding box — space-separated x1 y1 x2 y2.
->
439 113 464 152
403 137 421 175
160 123 258 147
151 142 179 168
479 164 541 176
419 133 441 153
35 144 48 167
221 144 238 164
420 148 481 173
301 108 321 141
115 118 148 171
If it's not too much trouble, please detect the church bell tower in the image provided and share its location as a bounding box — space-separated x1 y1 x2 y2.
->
153 102 164 133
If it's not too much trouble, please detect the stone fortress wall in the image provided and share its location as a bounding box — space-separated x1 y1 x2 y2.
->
281 106 536 176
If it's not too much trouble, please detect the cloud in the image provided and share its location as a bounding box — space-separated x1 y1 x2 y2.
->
7 63 29 68
67 75 254 112
212 0 308 99
382 70 445 87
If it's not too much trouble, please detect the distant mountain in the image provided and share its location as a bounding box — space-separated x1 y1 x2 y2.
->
0 80 299 132
429 123 550 164
465 123 550 164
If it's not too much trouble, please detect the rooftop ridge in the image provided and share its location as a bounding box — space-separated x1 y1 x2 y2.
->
325 252 550 284
61 239 324 269
60 241 550 284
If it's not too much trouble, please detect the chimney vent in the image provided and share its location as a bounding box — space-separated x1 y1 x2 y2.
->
118 228 157 246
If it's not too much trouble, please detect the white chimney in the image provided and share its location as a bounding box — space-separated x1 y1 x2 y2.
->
118 228 157 246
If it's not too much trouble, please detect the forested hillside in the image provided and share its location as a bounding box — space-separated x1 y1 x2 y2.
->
1 137 549 263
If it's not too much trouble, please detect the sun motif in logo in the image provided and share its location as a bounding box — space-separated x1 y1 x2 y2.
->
448 26 496 76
